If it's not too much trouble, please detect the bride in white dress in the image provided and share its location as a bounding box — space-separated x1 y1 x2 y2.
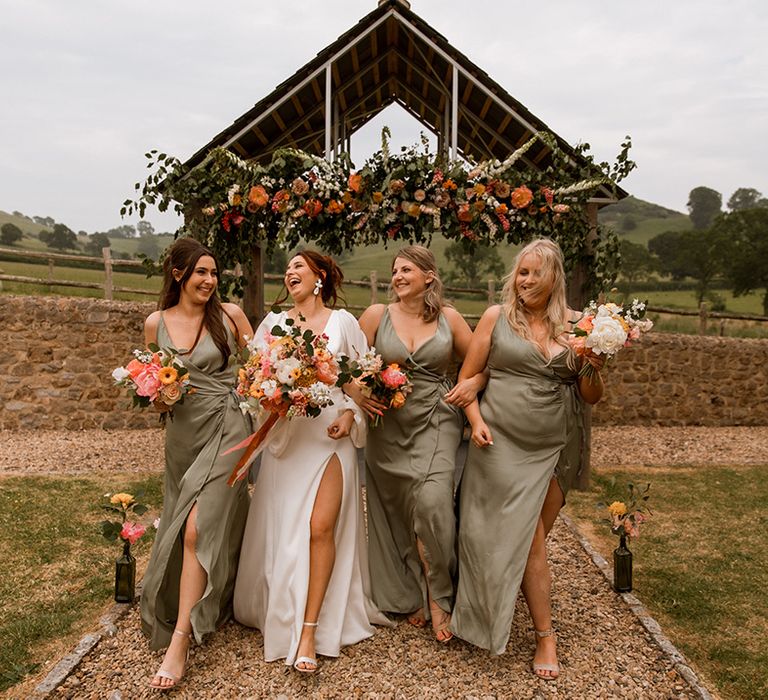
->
233 251 389 672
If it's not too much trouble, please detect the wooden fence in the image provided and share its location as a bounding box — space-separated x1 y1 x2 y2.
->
1 246 767 331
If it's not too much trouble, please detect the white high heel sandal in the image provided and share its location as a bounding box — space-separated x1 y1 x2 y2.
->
150 628 193 690
293 621 319 673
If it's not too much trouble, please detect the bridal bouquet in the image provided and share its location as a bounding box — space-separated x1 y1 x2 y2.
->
352 349 414 427
226 316 348 485
569 298 653 377
111 345 192 416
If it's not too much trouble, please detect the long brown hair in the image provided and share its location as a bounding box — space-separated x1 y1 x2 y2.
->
159 237 232 369
389 245 448 323
275 250 345 308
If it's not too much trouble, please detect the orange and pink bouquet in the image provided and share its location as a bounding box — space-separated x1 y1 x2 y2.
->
111 345 192 414
351 349 413 427
569 298 653 377
226 315 352 485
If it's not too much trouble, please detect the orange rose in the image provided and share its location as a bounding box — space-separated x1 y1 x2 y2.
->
303 199 323 218
495 203 508 215
390 391 406 409
510 185 534 209
348 173 363 193
248 185 269 208
372 191 384 204
326 199 345 215
457 204 473 222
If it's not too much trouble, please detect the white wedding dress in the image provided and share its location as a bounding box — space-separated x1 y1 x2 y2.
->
233 309 390 665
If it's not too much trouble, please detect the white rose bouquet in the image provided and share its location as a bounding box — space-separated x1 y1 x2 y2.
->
569 298 653 378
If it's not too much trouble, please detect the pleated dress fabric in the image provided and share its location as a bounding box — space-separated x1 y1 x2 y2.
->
365 308 464 617
140 315 251 651
233 309 391 666
451 311 582 655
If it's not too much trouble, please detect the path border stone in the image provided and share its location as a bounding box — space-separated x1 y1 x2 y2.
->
30 584 142 699
559 512 716 700
29 520 717 700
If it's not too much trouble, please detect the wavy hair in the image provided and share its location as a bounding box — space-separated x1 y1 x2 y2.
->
275 250 345 308
500 238 571 356
158 237 233 369
389 245 448 323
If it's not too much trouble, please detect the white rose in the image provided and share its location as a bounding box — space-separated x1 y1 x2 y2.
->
260 379 278 397
275 357 302 386
112 366 131 383
586 316 628 356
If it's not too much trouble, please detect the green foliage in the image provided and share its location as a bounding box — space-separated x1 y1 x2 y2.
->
83 232 111 256
713 208 768 314
648 230 693 280
46 223 78 251
443 240 505 287
726 187 768 212
618 239 655 287
0 222 23 246
124 132 636 300
687 186 722 230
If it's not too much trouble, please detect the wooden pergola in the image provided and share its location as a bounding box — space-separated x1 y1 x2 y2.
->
186 0 626 321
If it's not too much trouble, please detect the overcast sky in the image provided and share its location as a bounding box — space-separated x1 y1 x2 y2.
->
1 0 766 234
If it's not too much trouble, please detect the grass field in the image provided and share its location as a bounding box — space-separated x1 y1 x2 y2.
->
565 464 768 700
0 474 161 693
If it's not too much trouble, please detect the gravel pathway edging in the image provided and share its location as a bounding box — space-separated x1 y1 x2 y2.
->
30 585 142 700
559 512 715 700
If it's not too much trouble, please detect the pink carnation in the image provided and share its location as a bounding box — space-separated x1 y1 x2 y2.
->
120 521 146 545
381 364 407 389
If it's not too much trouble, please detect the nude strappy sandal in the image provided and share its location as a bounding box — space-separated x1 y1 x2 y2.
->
149 628 193 690
533 628 559 680
293 621 319 673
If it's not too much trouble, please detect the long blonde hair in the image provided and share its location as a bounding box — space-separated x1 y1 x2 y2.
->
389 245 448 323
501 238 570 352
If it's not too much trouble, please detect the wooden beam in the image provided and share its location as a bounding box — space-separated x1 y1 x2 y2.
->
332 62 346 112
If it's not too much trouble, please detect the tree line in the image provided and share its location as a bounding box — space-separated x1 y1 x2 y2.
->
619 187 768 315
1 214 168 260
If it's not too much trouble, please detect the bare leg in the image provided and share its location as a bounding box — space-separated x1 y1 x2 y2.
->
415 538 453 642
150 503 206 689
520 478 564 679
295 454 343 670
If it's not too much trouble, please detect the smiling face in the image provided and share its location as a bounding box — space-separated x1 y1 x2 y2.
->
177 254 218 305
515 252 554 311
391 256 433 301
284 254 321 302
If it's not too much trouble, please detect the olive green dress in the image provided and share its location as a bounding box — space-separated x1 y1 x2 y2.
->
451 311 583 655
365 309 464 617
140 316 251 651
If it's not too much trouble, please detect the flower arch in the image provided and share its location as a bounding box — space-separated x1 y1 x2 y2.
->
125 130 634 300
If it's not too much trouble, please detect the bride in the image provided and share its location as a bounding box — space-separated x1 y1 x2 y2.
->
233 250 388 672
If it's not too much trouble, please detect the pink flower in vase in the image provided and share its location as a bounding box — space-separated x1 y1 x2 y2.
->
120 521 146 545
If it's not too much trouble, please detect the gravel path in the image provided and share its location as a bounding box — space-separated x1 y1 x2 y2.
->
45 519 698 700
4 427 750 699
2 426 766 476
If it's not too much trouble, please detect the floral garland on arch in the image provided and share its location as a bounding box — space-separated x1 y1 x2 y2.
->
124 129 634 296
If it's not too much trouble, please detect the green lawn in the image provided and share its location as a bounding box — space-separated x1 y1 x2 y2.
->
565 465 768 700
0 474 162 693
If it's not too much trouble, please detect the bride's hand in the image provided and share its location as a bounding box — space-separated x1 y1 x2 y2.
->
327 410 355 440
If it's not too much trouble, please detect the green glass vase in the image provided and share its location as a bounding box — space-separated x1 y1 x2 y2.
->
613 534 633 593
114 541 136 603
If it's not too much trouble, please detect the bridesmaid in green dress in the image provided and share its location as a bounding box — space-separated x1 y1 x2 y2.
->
140 238 253 690
450 238 604 678
354 246 485 642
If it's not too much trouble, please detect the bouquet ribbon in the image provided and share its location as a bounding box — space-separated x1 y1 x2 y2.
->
224 412 281 486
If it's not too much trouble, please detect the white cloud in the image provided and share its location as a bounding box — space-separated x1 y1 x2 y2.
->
1 0 766 232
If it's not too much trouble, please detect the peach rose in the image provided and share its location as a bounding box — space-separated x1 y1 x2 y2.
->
510 185 534 209
159 383 182 405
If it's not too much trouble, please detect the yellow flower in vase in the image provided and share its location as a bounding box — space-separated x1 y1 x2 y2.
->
607 501 627 517
110 492 135 509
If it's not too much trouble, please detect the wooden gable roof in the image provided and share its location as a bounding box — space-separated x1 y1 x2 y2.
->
186 0 625 203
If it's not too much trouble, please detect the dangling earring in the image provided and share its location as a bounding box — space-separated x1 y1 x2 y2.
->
313 279 323 296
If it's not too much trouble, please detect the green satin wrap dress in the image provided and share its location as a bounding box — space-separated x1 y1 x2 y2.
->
451 311 584 654
140 315 251 651
365 308 464 617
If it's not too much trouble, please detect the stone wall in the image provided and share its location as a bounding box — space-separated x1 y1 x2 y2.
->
1 295 767 429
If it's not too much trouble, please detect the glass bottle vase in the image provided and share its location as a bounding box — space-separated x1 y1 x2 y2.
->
114 541 136 603
613 534 633 593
